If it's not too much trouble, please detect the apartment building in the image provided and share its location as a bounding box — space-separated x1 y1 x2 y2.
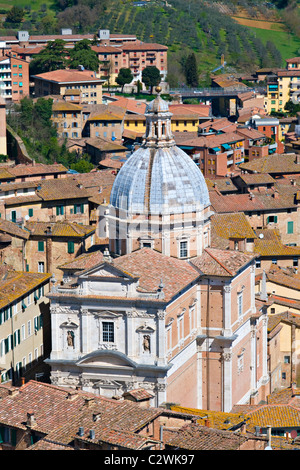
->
32 69 104 105
91 41 168 87
0 53 29 101
0 29 137 51
0 270 51 386
264 57 300 115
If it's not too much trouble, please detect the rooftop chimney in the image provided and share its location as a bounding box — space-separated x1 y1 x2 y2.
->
89 429 95 440
26 411 36 428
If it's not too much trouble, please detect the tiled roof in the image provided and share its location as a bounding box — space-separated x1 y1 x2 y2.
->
6 163 67 177
254 228 300 257
209 186 297 213
25 221 95 238
36 178 90 201
0 167 15 180
85 137 127 152
0 219 30 240
120 42 168 51
88 104 126 121
236 173 275 185
32 69 102 83
178 131 245 149
0 380 162 450
245 404 300 431
239 154 300 174
113 248 199 302
0 272 51 310
58 250 103 271
205 178 238 193
52 101 82 112
211 212 257 241
190 247 255 277
267 386 300 405
266 265 300 291
235 127 266 140
170 405 245 430
165 422 248 450
108 97 147 115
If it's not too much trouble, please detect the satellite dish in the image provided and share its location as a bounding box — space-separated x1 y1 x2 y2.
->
25 215 30 221
265 446 272 450
259 233 264 239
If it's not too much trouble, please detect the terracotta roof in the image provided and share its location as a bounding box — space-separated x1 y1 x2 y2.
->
205 178 238 193
0 168 15 180
235 173 275 185
32 69 102 83
190 247 255 277
112 248 199 302
169 103 211 118
209 186 297 213
58 250 104 272
266 265 300 292
88 104 126 121
6 163 67 177
240 154 300 174
178 132 245 149
254 228 300 257
0 272 51 310
235 127 266 140
0 380 163 450
25 221 95 238
211 212 257 247
120 42 168 51
0 219 30 240
245 404 300 432
165 422 248 450
286 57 300 63
267 386 300 405
170 405 245 430
85 137 127 152
52 101 82 112
108 97 147 115
36 178 90 201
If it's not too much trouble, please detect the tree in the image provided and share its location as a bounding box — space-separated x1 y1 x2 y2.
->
30 39 68 75
116 68 133 92
5 6 24 24
67 39 99 71
184 53 198 87
142 66 161 94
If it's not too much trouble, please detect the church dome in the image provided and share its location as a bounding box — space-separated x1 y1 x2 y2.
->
109 90 210 216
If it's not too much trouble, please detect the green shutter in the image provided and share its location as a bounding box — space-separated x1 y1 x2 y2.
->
68 241 74 254
81 204 84 213
56 206 60 216
28 208 33 217
38 241 44 252
274 215 278 223
0 427 4 443
287 221 294 234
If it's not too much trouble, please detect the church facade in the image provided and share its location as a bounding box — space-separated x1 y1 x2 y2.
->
46 90 270 411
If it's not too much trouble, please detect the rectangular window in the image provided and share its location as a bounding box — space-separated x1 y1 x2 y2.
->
180 241 188 258
102 322 114 342
56 205 64 216
267 215 277 224
68 241 74 254
38 241 44 252
287 221 294 234
38 262 44 273
238 293 243 317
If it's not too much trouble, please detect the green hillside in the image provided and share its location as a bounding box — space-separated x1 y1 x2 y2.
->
0 0 299 86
